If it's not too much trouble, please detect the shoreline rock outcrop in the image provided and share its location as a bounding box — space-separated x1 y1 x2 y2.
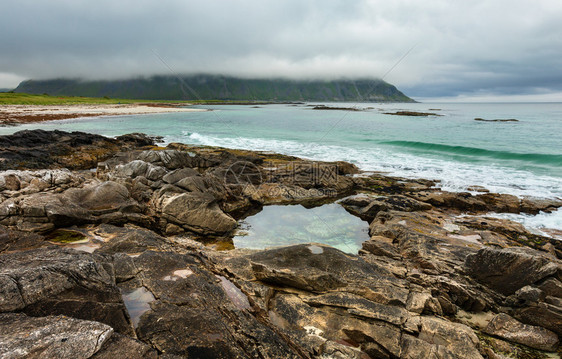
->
1 129 561 358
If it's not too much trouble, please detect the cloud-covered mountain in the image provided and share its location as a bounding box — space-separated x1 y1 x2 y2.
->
14 75 414 102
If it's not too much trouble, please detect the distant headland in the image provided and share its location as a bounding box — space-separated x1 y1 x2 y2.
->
13 75 415 103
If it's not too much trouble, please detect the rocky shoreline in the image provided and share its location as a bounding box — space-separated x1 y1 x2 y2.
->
1 129 562 358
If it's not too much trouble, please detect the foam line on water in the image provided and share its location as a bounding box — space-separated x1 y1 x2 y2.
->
487 208 562 237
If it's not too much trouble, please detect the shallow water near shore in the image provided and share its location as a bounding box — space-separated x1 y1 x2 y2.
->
488 208 562 240
1 101 561 231
233 203 370 254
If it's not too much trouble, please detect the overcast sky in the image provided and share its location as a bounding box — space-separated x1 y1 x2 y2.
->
1 0 562 101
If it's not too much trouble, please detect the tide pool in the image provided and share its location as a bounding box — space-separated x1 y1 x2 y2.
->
233 203 370 254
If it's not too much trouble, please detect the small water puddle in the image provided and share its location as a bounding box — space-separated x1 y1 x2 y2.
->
308 244 324 254
121 287 155 327
447 234 482 245
216 275 251 310
233 203 370 254
163 268 194 281
45 229 101 253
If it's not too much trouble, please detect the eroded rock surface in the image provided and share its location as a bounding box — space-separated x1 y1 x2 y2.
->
484 313 559 351
0 246 132 335
0 312 157 359
1 130 562 358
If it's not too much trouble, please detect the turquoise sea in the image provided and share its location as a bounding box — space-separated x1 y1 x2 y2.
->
1 102 561 233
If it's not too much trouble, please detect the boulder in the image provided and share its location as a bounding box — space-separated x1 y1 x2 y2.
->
400 335 439 359
115 133 156 147
505 285 545 307
334 160 360 175
112 160 167 181
465 247 561 295
418 316 483 359
455 216 543 245
361 235 402 260
342 320 403 358
162 168 199 184
340 194 431 221
513 301 562 336
175 174 226 197
2 174 20 191
0 313 113 359
538 277 562 298
137 150 196 170
406 291 433 314
0 247 132 335
0 181 142 231
301 292 410 326
520 197 562 214
0 169 81 198
484 313 559 351
158 192 236 235
243 182 339 205
0 192 93 229
272 161 355 192
475 192 521 213
63 181 139 214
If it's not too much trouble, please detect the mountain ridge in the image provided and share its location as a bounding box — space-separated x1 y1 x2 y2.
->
14 75 415 102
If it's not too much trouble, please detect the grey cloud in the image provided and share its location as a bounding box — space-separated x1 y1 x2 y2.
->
1 0 562 100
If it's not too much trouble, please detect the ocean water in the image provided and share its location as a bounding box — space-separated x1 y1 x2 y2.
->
1 102 561 233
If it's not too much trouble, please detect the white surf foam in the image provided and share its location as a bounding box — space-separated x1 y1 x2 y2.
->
163 131 562 201
488 209 562 238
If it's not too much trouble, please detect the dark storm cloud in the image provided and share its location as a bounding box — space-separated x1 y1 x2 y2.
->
1 0 562 100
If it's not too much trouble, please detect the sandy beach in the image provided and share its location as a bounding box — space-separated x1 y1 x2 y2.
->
0 103 206 126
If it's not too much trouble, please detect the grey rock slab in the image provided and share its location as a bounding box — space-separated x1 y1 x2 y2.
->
465 246 561 296
64 181 139 213
131 250 303 358
239 244 409 304
159 192 236 235
0 313 113 359
0 246 132 335
91 333 158 359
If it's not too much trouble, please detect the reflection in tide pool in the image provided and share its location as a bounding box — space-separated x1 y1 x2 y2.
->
121 287 155 327
233 203 370 254
216 275 251 310
46 229 102 253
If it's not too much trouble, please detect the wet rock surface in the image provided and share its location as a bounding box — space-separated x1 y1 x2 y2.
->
1 130 562 358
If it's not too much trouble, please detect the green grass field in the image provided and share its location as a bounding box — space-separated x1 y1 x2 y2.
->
0 92 274 105
0 92 194 105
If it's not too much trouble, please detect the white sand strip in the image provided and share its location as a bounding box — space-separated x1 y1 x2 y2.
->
0 104 207 116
